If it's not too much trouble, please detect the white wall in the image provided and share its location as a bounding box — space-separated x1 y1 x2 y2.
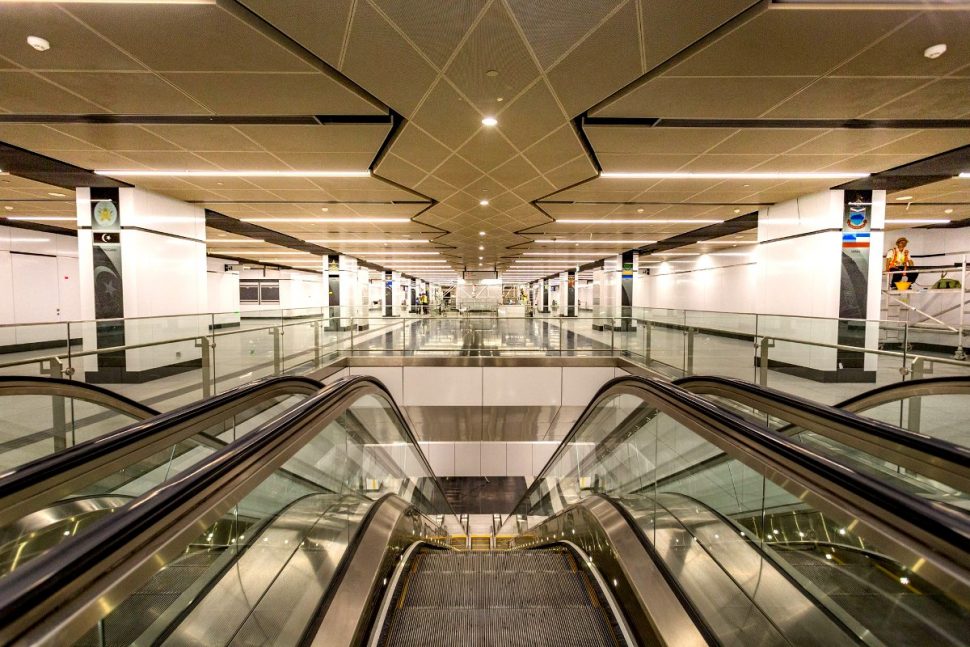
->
207 257 239 327
0 225 80 348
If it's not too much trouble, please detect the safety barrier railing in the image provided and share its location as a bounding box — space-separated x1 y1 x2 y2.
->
1 307 969 408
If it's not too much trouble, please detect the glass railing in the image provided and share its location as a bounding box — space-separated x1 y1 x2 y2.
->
1 306 969 410
0 376 454 646
0 377 319 578
505 378 970 646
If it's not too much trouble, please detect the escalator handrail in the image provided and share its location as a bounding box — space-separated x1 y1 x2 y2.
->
674 375 970 464
834 375 970 411
0 375 159 419
0 375 455 647
506 376 970 568
0 375 323 525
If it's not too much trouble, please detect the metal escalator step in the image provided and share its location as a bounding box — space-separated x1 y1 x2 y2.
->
403 571 484 608
385 608 486 647
487 572 591 608
487 608 614 647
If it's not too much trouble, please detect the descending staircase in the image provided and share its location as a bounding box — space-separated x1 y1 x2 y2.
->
375 548 625 647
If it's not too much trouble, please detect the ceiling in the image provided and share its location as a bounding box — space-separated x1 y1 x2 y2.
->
1 0 969 283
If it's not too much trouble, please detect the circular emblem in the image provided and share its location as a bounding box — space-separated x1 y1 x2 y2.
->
93 200 118 228
847 208 867 230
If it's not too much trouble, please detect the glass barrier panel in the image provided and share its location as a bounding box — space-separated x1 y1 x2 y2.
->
0 322 72 378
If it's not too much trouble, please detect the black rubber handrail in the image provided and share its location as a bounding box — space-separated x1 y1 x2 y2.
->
0 376 455 645
0 375 159 417
0 375 322 499
834 375 970 409
674 375 970 464
508 376 970 554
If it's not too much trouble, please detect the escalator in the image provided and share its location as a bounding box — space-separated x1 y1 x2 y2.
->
0 376 966 646
0 375 324 576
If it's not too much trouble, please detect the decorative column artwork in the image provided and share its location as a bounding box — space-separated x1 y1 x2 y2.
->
384 270 394 317
619 250 634 331
89 187 126 380
837 189 874 380
566 269 576 317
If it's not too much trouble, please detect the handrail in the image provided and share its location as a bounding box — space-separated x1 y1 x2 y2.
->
0 376 158 420
505 376 970 603
0 375 323 527
834 376 970 412
758 333 970 368
674 375 970 492
0 375 455 647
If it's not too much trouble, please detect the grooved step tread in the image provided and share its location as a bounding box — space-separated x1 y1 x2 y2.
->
380 549 623 647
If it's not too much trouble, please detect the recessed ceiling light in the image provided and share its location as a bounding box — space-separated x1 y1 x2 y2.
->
3 206 13 211
733 209 741 214
26 36 50 52
485 69 499 77
636 208 644 213
479 245 485 250
945 208 954 214
479 256 483 260
924 43 947 59
47 191 66 197
479 199 489 206
600 171 869 180
481 117 498 127
895 195 914 201
95 169 370 178
321 207 329 212
497 97 504 102
479 231 486 236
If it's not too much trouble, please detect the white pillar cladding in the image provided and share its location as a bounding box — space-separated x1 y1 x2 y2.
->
77 186 207 383
325 254 361 330
382 270 401 317
756 189 885 382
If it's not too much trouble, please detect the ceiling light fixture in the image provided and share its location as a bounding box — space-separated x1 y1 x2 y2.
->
47 191 66 197
924 43 947 59
535 239 657 244
479 231 486 236
553 218 723 224
204 238 265 244
95 169 370 178
218 250 309 255
959 173 970 178
345 251 440 256
600 171 869 180
10 237 51 243
4 216 74 221
895 195 914 201
479 245 485 250
481 117 498 127
5 1 216 4
26 35 50 51
885 218 951 224
479 199 490 206
242 217 409 223
366 259 447 264
944 208 954 214
307 239 429 244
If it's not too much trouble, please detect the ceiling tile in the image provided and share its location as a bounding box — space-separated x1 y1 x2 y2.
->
446 2 539 109
65 4 313 72
507 0 622 69
163 72 382 115
522 124 586 173
547 1 641 117
389 124 452 172
433 154 480 188
43 72 208 114
641 0 760 71
866 79 970 119
0 72 105 113
490 155 539 190
373 0 486 68
0 4 141 70
237 123 389 153
764 77 928 119
238 0 353 66
496 80 567 150
412 79 481 148
457 128 517 172
53 124 181 151
342 0 438 117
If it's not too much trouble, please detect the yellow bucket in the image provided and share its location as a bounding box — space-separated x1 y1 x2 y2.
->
895 280 911 291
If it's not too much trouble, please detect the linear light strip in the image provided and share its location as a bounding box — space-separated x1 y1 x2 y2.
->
242 218 410 223
554 219 723 224
534 240 656 244
342 251 440 255
600 171 870 180
307 239 430 244
95 169 370 178
3 216 75 222
885 219 951 224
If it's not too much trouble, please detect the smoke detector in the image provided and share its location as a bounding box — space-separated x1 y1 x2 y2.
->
27 36 50 52
923 43 947 60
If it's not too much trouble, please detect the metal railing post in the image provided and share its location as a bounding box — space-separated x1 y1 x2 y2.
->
908 357 925 432
195 336 213 399
313 321 321 368
644 319 651 364
44 357 68 451
270 327 282 374
758 337 771 386
957 254 967 360
685 327 695 376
